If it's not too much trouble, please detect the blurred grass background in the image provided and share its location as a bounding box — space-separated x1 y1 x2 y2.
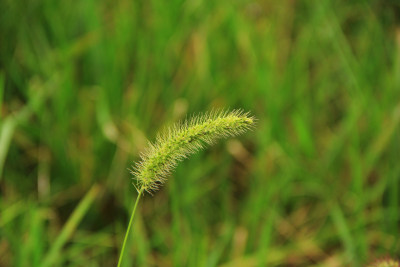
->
1 0 400 266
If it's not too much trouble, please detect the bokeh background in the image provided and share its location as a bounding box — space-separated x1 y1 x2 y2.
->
1 0 400 266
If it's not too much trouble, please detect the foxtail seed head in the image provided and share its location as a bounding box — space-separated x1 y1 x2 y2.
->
130 109 255 193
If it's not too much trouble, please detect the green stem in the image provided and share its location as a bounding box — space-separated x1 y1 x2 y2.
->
117 188 144 267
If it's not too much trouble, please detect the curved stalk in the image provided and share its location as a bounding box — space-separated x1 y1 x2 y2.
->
117 188 144 267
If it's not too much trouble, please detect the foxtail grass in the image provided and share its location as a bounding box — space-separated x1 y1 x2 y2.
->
117 109 255 266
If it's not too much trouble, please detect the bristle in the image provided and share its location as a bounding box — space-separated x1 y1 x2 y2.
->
132 109 255 193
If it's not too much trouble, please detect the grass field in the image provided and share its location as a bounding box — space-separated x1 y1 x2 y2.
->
1 0 400 266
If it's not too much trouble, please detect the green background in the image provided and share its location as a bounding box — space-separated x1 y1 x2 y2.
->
1 0 400 266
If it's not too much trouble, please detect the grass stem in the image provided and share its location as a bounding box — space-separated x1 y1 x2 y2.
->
117 188 144 267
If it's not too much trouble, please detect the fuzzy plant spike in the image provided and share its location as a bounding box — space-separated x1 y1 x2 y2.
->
130 109 255 193
118 109 255 267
